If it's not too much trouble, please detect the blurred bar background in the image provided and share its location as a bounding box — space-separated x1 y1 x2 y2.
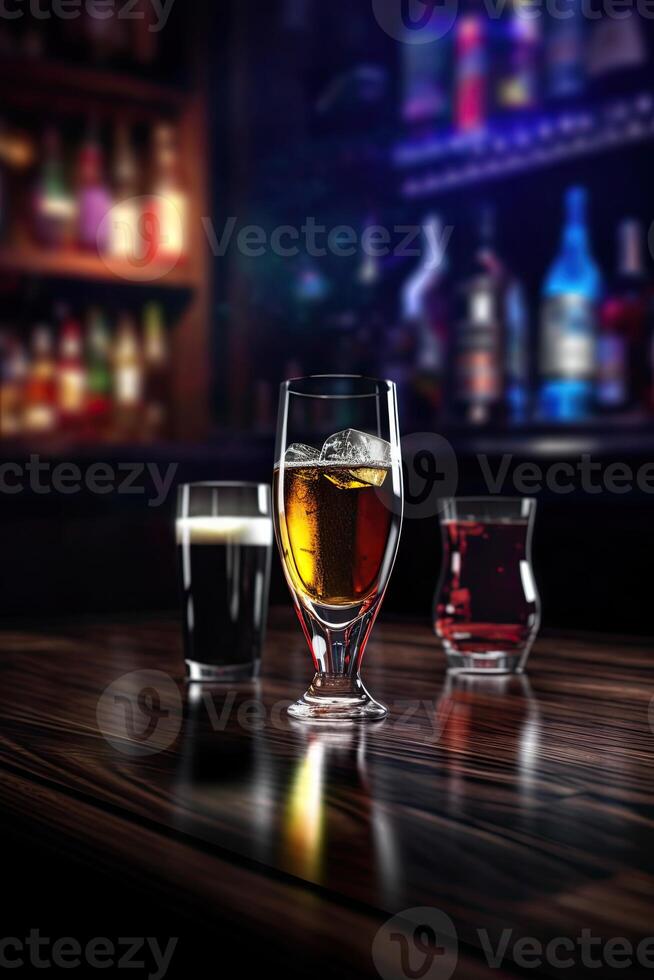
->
1 0 653 633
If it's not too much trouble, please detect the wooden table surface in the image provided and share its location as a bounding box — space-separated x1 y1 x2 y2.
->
0 610 653 978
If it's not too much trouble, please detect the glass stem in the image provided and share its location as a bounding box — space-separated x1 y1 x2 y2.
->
297 606 375 679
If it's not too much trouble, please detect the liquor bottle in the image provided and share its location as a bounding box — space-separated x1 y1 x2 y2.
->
77 122 113 253
143 302 169 440
587 7 646 87
402 8 452 126
539 188 602 422
112 312 143 439
455 6 487 133
401 214 450 420
0 119 6 244
597 220 647 414
131 0 159 65
453 209 505 426
85 307 113 439
32 127 76 249
495 0 541 114
0 334 27 438
57 312 86 432
110 124 141 260
381 315 416 429
83 0 127 63
24 325 57 434
147 123 188 263
545 0 585 99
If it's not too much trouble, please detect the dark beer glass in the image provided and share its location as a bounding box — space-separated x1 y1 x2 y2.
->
176 483 272 682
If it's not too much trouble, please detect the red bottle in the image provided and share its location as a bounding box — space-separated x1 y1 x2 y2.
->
597 220 647 415
455 9 487 133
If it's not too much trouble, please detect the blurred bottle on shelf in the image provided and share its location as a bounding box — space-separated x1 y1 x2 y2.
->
495 0 541 114
113 313 143 439
83 0 128 63
0 123 5 244
77 122 113 253
401 214 450 419
110 124 141 260
131 0 159 65
402 7 452 127
357 212 383 290
32 127 76 249
85 307 113 439
539 187 602 422
143 302 169 440
587 6 646 87
0 333 27 437
455 6 488 132
598 220 647 414
24 325 57 434
57 311 86 432
148 123 188 264
382 315 415 427
545 0 585 100
505 278 531 425
23 25 45 60
453 208 505 426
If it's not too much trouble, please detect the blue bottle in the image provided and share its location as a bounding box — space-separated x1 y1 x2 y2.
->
539 188 602 422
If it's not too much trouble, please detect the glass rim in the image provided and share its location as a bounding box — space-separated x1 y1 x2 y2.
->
439 496 537 505
177 481 271 490
281 374 396 400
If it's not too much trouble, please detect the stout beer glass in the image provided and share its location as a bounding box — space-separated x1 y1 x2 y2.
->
274 376 403 721
434 497 540 674
177 483 273 681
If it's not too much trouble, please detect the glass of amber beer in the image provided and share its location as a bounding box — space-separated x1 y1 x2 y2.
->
274 376 403 721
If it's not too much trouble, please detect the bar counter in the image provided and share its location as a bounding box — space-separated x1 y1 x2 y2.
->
0 611 653 978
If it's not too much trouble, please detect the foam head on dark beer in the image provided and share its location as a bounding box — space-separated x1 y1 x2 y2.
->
175 516 273 546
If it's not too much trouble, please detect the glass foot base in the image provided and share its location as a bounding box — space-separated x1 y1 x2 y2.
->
445 651 526 675
287 673 387 723
185 660 260 683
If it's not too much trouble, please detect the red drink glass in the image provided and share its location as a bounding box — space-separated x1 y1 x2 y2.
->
434 498 540 674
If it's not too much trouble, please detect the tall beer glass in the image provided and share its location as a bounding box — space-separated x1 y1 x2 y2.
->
273 376 403 721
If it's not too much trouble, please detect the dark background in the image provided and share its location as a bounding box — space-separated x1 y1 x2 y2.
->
1 0 654 635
